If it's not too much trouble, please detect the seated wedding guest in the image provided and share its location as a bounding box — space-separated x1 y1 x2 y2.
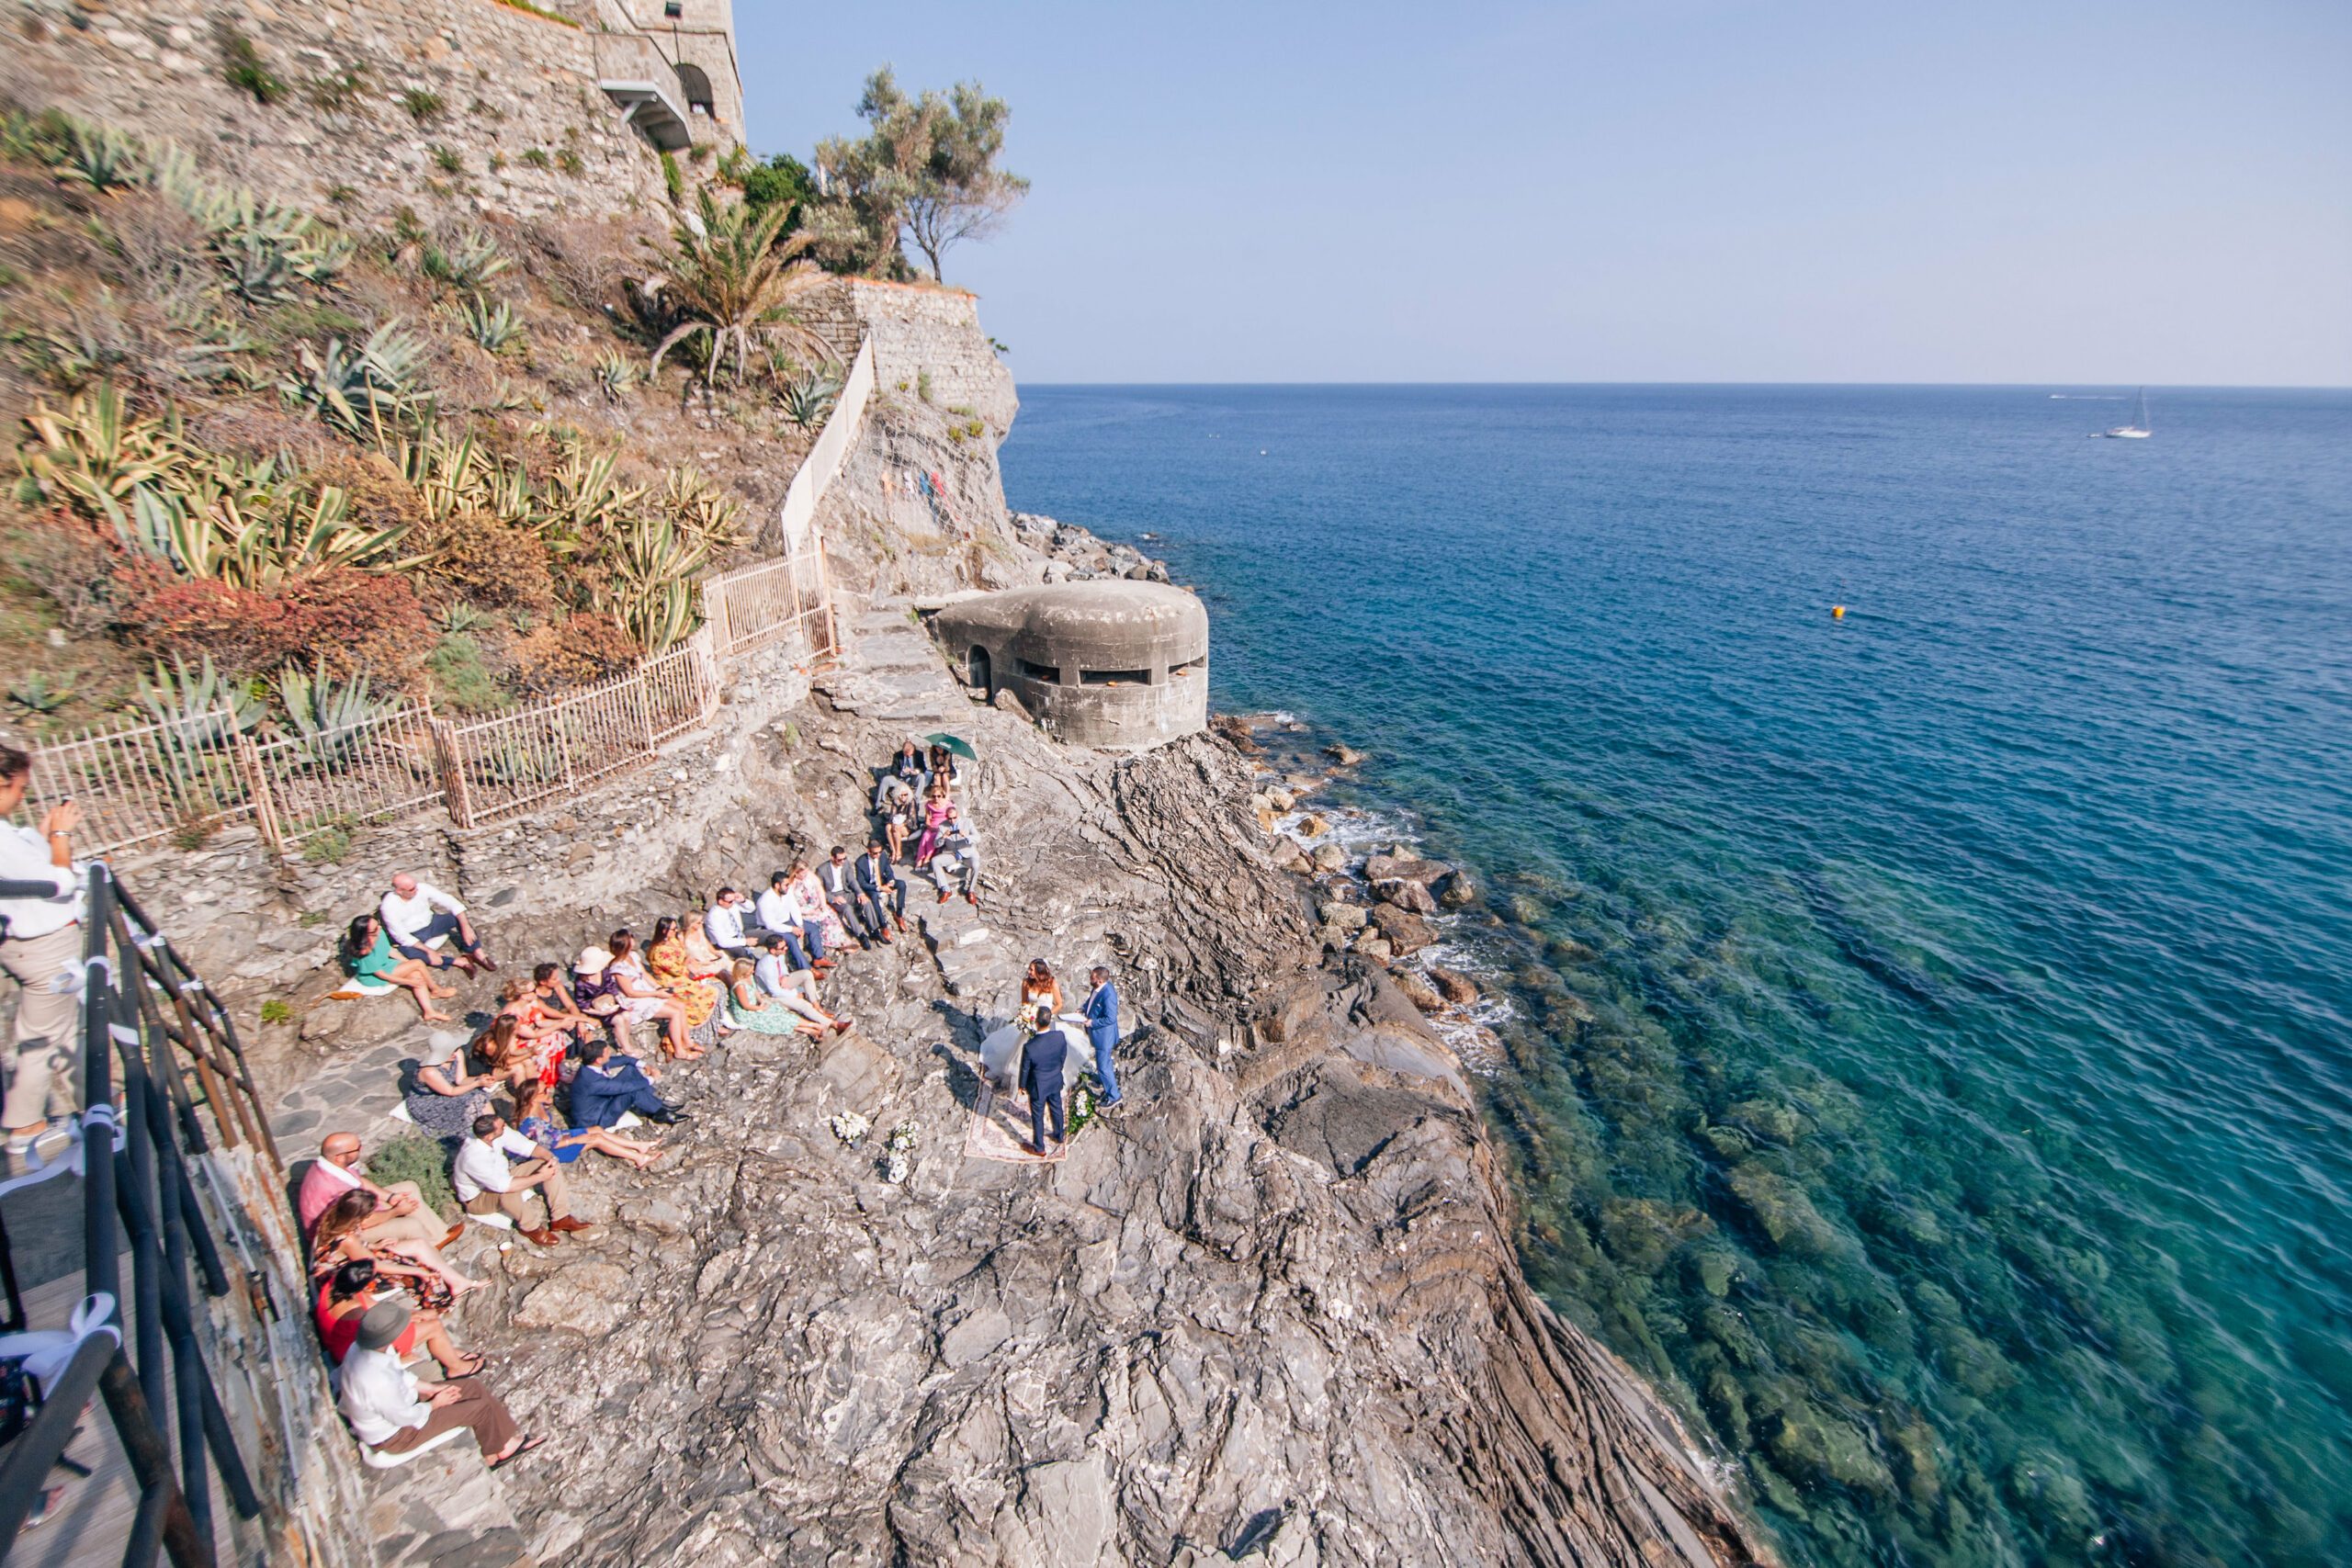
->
930 804 980 906
817 846 885 946
756 871 831 973
471 1015 538 1101
926 743 961 798
338 1302 540 1467
299 1133 462 1252
728 956 849 1039
677 915 732 985
792 859 856 957
379 873 496 976
606 929 700 1059
569 1039 690 1129
514 1081 666 1168
316 1258 482 1377
912 782 954 867
311 1189 482 1297
342 913 457 1023
404 1032 493 1141
452 1113 593 1247
705 887 760 961
531 961 600 1043
879 780 917 863
751 933 819 1004
501 974 594 1067
645 916 727 1035
854 840 910 937
874 737 926 811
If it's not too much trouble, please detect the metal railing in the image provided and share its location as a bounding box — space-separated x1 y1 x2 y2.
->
703 539 835 664
0 863 286 1565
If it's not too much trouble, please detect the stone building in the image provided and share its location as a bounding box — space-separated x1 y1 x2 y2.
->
933 583 1208 750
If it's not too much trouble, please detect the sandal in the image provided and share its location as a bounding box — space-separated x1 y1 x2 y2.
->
445 1351 489 1378
487 1433 546 1471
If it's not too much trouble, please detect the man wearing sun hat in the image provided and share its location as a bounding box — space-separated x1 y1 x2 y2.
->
337 1302 539 1466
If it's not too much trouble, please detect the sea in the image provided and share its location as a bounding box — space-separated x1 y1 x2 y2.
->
998 385 2352 1568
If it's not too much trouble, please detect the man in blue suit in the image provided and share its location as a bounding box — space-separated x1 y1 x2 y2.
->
854 840 909 938
1083 965 1123 1110
1018 1003 1068 1155
570 1039 688 1129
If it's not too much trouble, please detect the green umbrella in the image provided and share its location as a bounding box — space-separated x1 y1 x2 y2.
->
924 732 979 761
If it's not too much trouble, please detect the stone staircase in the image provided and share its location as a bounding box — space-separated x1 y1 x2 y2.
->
812 600 969 723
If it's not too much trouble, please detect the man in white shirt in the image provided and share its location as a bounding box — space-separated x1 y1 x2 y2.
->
703 888 756 962
755 869 831 973
0 746 84 1151
451 1113 589 1247
339 1303 534 1463
379 873 496 976
929 805 980 906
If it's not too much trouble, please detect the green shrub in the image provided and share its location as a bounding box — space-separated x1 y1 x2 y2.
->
427 632 507 712
661 152 684 204
556 149 585 177
520 148 550 170
362 1135 460 1223
430 145 462 174
300 823 353 863
220 30 286 106
401 90 446 125
258 998 296 1026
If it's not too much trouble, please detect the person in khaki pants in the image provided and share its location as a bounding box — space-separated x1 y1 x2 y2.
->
0 746 82 1156
450 1113 594 1247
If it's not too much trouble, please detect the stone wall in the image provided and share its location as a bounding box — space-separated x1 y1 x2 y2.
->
0 0 741 224
798 278 1019 435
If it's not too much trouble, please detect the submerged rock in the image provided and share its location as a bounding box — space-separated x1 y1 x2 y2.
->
1429 966 1480 1006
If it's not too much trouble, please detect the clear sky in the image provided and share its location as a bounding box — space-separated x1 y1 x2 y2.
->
734 2 2351 386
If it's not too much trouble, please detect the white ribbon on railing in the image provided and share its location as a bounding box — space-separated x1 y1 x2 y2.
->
0 1292 122 1389
0 1101 120 1205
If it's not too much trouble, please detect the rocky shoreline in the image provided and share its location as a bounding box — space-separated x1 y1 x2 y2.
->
154 619 1770 1566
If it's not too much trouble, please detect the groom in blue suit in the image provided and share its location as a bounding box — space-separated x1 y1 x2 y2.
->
1083 965 1123 1110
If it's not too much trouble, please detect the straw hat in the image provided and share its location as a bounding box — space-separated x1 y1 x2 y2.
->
573 947 613 974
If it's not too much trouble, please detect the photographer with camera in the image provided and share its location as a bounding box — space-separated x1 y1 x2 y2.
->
0 745 82 1162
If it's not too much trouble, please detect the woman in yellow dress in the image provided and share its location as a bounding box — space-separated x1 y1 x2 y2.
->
645 916 725 1032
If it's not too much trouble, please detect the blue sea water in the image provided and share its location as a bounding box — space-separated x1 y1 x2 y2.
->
998 386 2352 1568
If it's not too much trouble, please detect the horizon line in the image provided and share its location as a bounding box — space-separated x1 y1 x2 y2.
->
1005 379 2352 392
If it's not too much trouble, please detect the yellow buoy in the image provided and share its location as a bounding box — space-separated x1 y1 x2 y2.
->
1831 605 1847 618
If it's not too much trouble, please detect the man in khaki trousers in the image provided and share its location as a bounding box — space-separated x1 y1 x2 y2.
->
451 1114 594 1247
0 746 82 1158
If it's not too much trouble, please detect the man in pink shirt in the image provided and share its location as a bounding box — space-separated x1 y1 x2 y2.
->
299 1132 462 1255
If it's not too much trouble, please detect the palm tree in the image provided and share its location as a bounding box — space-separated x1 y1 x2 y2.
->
648 190 831 385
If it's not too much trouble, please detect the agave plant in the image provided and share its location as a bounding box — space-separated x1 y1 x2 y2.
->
281 321 430 436
594 509 710 653
647 189 831 385
52 118 145 195
777 367 842 432
593 349 639 400
538 434 646 553
140 653 265 750
276 658 390 772
656 466 746 556
422 229 511 293
452 293 527 354
16 384 202 532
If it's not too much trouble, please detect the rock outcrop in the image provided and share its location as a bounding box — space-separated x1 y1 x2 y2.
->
372 692 1770 1568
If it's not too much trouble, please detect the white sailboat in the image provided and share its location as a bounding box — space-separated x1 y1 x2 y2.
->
2100 388 2152 438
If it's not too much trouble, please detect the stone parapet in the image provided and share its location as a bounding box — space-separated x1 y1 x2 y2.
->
797 278 1019 435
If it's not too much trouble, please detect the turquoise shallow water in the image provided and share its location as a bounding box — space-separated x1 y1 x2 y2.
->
999 386 2352 1568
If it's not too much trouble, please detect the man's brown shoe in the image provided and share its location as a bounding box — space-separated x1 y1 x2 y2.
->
437 1224 467 1248
520 1226 561 1247
549 1216 595 1234
474 953 499 973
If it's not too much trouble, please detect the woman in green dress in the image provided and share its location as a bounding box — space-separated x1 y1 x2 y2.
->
344 913 458 1022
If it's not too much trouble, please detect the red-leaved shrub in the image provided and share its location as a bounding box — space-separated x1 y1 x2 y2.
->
121 567 432 684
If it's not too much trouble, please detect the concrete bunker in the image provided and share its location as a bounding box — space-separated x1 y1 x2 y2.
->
932 582 1208 750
